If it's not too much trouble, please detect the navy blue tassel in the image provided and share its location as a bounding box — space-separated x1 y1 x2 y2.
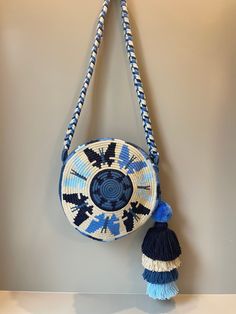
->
141 200 181 299
143 269 178 284
142 222 181 261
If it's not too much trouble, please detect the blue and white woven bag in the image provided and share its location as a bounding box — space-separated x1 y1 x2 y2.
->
60 0 181 300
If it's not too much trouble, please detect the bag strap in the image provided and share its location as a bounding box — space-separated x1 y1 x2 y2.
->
61 0 159 165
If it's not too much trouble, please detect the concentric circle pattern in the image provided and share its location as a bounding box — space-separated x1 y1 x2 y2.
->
60 138 159 241
90 169 133 211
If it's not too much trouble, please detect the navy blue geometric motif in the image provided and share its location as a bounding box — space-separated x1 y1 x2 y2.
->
137 185 151 190
118 144 147 174
70 169 87 181
90 169 133 211
122 201 150 232
63 193 93 226
84 142 116 168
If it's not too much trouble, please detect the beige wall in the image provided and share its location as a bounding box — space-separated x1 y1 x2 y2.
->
0 0 236 293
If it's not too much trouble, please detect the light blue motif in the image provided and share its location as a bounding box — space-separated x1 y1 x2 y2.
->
63 177 85 189
63 156 92 190
86 213 120 236
118 144 147 174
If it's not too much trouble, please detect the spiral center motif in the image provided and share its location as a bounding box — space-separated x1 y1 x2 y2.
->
90 169 133 211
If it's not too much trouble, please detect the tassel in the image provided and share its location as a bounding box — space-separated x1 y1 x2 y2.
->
141 200 181 300
146 282 179 300
142 254 181 272
143 268 178 284
142 222 181 261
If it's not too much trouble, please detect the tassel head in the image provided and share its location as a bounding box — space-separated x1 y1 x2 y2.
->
142 222 181 261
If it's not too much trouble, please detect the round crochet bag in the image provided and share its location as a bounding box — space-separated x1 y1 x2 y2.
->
60 138 158 241
59 0 181 300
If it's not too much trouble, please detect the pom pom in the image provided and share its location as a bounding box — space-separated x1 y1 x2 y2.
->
146 282 179 300
152 200 173 222
142 222 181 261
143 269 178 284
142 254 181 272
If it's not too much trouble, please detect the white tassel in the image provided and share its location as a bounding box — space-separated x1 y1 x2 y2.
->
142 254 181 272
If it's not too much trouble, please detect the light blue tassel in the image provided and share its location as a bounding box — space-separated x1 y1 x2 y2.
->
146 282 179 300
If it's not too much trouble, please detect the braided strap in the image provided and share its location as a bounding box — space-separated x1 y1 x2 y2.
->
62 0 111 162
62 0 159 165
120 0 159 165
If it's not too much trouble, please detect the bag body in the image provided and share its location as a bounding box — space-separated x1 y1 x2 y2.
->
60 138 159 241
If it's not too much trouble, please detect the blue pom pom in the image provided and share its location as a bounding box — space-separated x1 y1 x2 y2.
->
152 200 173 222
146 282 179 300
